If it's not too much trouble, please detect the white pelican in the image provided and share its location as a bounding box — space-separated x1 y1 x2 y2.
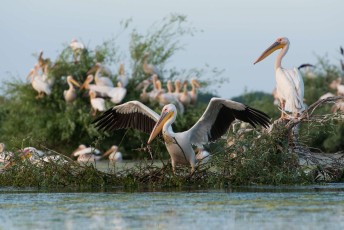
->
0 143 13 164
173 80 182 98
167 80 174 93
142 52 161 77
88 63 114 87
319 92 335 100
81 75 126 104
117 64 129 88
155 81 185 114
138 80 151 103
189 78 201 105
89 90 106 116
179 80 192 107
103 145 123 163
70 39 85 62
93 99 270 173
329 78 344 96
254 37 305 119
71 144 103 162
27 66 52 98
64 76 80 103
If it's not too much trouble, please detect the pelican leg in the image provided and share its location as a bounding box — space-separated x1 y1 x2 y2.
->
171 160 176 175
279 100 287 119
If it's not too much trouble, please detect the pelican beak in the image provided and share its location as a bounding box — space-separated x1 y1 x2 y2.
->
254 41 285 64
193 80 201 88
70 78 81 87
80 81 87 90
147 110 174 144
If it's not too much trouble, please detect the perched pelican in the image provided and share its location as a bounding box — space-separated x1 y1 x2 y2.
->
155 81 184 114
81 75 126 103
167 80 174 93
27 66 52 98
142 52 161 77
88 63 114 87
189 78 201 104
103 145 123 163
93 99 270 173
71 144 103 163
89 90 106 116
254 37 305 119
329 78 344 96
319 92 335 100
173 80 182 98
70 39 85 62
195 147 211 164
64 76 80 103
0 143 13 164
179 80 192 107
117 64 129 88
37 51 51 72
138 80 151 103
148 74 162 102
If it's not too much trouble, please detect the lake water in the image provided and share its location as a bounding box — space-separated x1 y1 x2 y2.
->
1 184 344 230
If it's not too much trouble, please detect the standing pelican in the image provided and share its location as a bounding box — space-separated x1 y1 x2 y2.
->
167 80 174 93
27 65 52 98
142 52 161 77
254 37 305 119
88 63 113 87
93 99 270 173
179 80 192 107
70 39 85 62
64 76 80 103
103 145 123 163
189 78 201 104
117 64 129 88
89 90 106 116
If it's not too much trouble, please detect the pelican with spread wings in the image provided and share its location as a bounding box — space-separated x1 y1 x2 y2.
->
92 98 270 173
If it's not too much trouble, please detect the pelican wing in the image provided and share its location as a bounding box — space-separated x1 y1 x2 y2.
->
92 101 160 134
187 98 270 146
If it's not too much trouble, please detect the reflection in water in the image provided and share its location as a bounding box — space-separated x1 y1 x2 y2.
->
0 185 344 229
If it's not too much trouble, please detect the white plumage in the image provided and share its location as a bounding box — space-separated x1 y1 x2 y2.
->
64 76 80 103
254 37 305 118
89 91 106 116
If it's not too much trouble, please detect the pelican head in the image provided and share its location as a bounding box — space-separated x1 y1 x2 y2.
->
191 79 201 88
147 104 177 144
80 75 94 89
67 76 80 87
254 37 289 64
89 90 97 99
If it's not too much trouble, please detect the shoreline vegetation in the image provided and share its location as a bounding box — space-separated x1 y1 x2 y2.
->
1 14 344 188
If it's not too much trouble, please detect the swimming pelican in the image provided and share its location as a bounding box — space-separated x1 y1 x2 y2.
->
117 64 129 88
92 99 270 173
27 65 52 98
89 90 106 116
142 52 161 77
189 78 201 104
254 37 305 119
64 76 80 103
103 145 123 163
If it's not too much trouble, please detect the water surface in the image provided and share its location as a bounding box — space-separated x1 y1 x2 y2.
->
1 184 344 229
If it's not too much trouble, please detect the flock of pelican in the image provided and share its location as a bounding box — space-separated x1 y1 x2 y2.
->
0 143 123 169
12 36 343 173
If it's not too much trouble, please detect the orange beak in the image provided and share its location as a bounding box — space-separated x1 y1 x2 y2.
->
254 41 285 65
147 110 174 144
